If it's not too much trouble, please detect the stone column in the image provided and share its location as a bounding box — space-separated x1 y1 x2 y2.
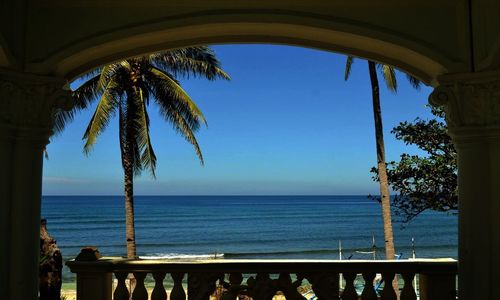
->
429 71 500 300
0 69 72 300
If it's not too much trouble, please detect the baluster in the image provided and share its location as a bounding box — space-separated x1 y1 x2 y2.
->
221 273 244 300
304 272 340 300
151 272 167 300
188 273 220 300
214 274 226 300
171 273 186 300
380 273 396 300
247 273 276 300
400 273 417 300
276 273 305 300
229 272 243 285
360 272 377 300
132 272 148 300
114 272 130 300
340 272 357 300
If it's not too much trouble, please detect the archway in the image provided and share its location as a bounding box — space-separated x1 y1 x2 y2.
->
44 43 453 298
2 5 500 300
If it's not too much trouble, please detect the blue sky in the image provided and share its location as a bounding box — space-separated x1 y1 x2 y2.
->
42 44 435 195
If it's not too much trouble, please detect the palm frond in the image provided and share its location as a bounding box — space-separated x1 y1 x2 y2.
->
118 104 127 170
73 74 101 106
97 63 126 92
53 110 76 137
405 73 422 90
140 81 151 106
144 69 204 164
148 67 207 126
120 91 144 177
135 88 157 178
151 46 230 81
53 74 101 136
381 64 397 92
161 103 204 165
344 56 354 81
82 79 120 154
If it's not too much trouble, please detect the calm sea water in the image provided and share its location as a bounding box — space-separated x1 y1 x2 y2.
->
41 195 457 283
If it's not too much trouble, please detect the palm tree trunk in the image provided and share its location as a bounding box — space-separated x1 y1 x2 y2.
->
123 151 137 259
367 61 396 260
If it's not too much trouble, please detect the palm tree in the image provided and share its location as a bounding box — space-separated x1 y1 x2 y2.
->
344 57 420 261
55 47 230 258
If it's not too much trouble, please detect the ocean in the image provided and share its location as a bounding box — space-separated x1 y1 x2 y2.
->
41 195 458 284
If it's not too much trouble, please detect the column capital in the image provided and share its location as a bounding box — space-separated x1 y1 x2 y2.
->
0 69 73 143
429 70 500 142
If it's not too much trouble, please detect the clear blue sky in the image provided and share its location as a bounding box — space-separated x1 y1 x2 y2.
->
43 44 435 195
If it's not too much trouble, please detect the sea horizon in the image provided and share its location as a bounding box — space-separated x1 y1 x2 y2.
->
41 195 458 284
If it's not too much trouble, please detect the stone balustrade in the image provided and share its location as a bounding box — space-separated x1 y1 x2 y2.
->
66 250 457 300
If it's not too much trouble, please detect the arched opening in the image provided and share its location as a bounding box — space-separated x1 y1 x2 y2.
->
42 44 457 297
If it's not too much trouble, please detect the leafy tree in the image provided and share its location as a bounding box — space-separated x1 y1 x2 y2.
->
371 106 458 222
344 57 420 260
56 47 230 258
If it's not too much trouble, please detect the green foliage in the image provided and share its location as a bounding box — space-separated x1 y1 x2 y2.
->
371 107 458 222
56 46 229 177
344 56 422 92
40 254 51 265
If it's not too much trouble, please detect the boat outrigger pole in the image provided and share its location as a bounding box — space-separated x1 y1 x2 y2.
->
412 237 416 259
339 240 343 289
412 237 418 292
355 235 378 260
372 234 376 260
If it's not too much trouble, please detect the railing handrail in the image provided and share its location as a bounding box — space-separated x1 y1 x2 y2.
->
67 258 457 274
